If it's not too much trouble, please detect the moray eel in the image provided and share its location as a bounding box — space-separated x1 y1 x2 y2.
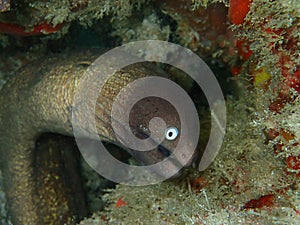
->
0 50 196 224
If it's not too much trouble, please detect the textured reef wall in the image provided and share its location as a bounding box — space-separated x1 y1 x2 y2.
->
0 0 299 224
79 0 300 224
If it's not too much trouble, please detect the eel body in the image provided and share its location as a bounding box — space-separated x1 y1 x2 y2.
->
0 50 195 224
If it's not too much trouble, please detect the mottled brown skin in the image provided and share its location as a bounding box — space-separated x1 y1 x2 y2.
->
0 50 185 224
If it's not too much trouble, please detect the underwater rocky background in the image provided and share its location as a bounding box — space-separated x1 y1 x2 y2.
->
0 0 299 224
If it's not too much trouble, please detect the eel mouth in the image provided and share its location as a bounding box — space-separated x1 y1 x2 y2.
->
123 140 199 179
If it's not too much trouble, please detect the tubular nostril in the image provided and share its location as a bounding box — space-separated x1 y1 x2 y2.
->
158 145 171 157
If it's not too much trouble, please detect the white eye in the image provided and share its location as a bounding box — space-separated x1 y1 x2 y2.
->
165 127 179 141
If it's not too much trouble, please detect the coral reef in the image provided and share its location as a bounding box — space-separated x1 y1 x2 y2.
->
0 0 299 224
79 97 300 224
0 0 146 37
228 0 300 182
158 0 229 56
79 0 300 223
